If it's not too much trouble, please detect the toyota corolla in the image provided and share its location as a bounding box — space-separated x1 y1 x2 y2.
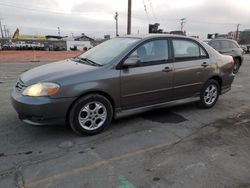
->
11 34 235 135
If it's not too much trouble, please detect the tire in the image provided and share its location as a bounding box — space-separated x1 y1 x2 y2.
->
68 94 113 136
233 58 241 74
199 79 220 108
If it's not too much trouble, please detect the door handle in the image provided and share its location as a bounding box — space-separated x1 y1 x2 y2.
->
201 62 209 67
162 67 173 72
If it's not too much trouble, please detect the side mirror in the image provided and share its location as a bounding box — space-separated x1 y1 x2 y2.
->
123 57 140 68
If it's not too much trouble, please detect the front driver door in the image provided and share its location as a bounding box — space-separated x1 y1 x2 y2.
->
120 39 174 110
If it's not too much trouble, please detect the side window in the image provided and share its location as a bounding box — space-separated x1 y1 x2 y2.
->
229 41 239 48
173 39 206 59
221 41 230 49
128 39 168 65
209 41 220 50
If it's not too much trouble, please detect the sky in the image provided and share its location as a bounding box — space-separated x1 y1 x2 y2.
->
0 0 250 39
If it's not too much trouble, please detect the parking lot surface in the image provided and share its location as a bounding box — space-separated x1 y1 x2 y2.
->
0 56 250 188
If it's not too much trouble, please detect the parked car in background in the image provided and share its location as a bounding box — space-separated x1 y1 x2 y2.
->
12 35 235 135
30 42 44 50
240 45 248 53
2 42 16 50
247 45 250 53
203 39 211 44
15 41 29 50
208 39 244 74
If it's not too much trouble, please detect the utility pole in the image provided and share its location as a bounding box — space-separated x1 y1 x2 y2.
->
3 25 7 38
236 24 240 42
180 18 186 32
57 27 61 36
7 29 10 38
127 0 132 35
114 11 119 37
0 19 4 38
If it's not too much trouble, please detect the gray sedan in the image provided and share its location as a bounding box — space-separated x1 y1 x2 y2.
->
11 34 235 135
208 39 244 74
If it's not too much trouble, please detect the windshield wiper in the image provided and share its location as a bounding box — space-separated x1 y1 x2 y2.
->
72 57 102 66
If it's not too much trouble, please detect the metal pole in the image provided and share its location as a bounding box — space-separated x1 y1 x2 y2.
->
0 19 4 38
114 12 118 36
236 24 240 42
3 25 7 38
7 29 10 38
57 27 61 36
127 0 132 35
180 18 186 32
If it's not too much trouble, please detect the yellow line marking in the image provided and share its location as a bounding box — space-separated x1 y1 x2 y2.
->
26 138 180 188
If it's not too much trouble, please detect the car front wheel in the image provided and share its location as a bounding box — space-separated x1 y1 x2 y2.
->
199 79 220 108
68 94 113 135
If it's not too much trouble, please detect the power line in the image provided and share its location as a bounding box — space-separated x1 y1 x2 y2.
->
0 2 111 16
189 19 250 27
148 0 157 22
142 0 150 24
161 18 250 27
1 1 249 27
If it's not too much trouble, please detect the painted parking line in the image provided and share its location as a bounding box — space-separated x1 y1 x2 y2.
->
25 138 181 188
118 176 136 188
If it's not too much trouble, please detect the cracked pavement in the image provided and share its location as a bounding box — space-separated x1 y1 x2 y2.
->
0 55 250 188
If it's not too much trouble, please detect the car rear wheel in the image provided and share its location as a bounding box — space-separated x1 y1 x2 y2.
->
199 79 220 108
233 58 241 74
68 94 113 135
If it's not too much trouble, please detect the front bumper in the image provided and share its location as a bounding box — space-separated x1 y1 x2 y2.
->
11 89 76 126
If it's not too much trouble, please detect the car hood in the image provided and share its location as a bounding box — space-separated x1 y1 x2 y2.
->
20 59 97 85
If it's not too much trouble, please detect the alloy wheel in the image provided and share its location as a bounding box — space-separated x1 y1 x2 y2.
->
204 84 218 105
78 102 107 131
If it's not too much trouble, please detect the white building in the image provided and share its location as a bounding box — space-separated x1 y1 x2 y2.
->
66 40 92 51
66 33 94 51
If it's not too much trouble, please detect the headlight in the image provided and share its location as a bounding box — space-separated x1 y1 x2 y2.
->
22 82 60 97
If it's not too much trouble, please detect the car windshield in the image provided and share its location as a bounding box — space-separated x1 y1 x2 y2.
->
79 37 140 65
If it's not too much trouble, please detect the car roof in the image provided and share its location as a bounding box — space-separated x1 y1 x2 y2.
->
118 34 196 40
209 38 236 42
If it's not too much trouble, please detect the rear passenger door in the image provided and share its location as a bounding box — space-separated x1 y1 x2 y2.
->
171 38 211 100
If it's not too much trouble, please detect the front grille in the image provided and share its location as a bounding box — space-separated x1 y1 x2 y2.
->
15 79 25 92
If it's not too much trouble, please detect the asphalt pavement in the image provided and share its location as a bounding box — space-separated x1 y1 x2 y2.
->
0 56 250 188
